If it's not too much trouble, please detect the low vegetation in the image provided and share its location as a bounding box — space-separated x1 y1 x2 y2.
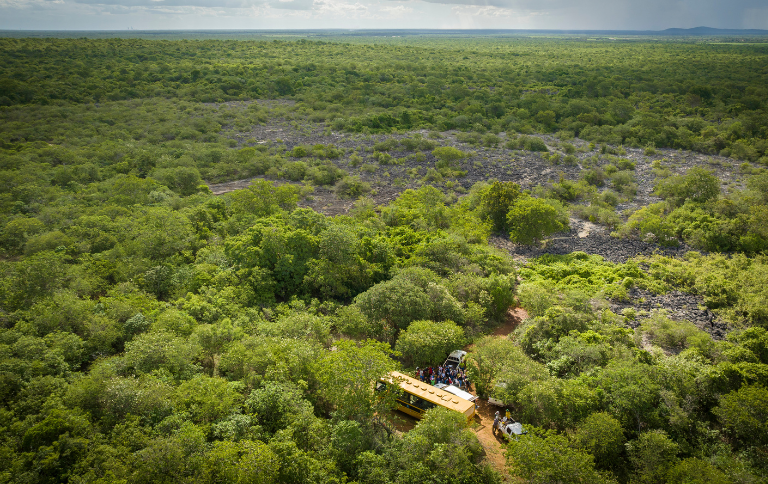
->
1 33 767 484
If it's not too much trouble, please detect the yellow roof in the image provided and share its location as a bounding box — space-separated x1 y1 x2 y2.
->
388 371 475 417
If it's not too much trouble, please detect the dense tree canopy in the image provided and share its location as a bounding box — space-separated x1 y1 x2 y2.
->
1 32 768 484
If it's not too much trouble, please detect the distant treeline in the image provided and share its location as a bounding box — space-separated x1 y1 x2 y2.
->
1 37 767 162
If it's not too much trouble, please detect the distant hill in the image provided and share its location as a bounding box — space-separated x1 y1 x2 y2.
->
659 26 768 36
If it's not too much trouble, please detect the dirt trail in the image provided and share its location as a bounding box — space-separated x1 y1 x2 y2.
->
390 308 528 479
467 307 529 481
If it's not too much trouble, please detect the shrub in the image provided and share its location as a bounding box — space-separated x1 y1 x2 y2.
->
618 203 678 246
335 176 371 199
281 161 308 181
400 136 438 151
290 145 310 157
515 135 549 152
654 167 720 207
432 146 467 163
506 427 612 484
616 158 635 170
354 279 431 330
571 412 625 470
479 180 521 232
395 320 465 367
610 170 635 194
482 134 501 147
507 196 568 245
348 153 363 167
581 168 606 187
627 430 680 484
306 164 345 185
150 166 203 196
637 310 710 352
373 138 398 152
713 384 768 446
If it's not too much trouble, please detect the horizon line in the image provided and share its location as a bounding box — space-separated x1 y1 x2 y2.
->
1 26 768 32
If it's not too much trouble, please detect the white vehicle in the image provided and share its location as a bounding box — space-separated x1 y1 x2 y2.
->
493 416 526 439
443 350 467 369
487 383 508 407
487 396 506 407
434 383 477 403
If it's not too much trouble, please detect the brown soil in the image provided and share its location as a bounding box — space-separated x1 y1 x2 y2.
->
463 307 529 480
493 307 529 337
472 399 513 481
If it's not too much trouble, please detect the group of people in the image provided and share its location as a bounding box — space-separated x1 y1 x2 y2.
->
414 364 470 389
493 409 512 431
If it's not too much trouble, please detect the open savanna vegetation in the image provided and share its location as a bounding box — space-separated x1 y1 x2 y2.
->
1 33 767 483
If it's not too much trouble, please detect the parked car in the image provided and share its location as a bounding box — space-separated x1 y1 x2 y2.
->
493 416 526 440
443 350 467 369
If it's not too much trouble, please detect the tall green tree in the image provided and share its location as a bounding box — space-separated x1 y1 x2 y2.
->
507 195 568 245
479 181 521 232
506 427 617 484
313 339 397 423
395 320 465 368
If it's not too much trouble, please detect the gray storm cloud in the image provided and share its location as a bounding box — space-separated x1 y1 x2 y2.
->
71 0 318 11
71 0 264 6
412 0 768 29
10 0 768 29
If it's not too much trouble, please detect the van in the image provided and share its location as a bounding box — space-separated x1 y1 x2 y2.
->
443 350 467 369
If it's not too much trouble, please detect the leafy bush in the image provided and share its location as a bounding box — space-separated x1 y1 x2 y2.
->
306 164 345 185
150 166 203 196
642 252 768 328
713 384 768 446
290 145 310 157
395 320 465 367
581 168 606 187
373 138 398 152
514 135 549 152
482 133 501 147
432 146 467 163
281 161 308 181
636 310 711 353
400 136 438 151
507 195 568 245
479 180 521 232
609 170 636 197
334 176 371 199
618 202 678 246
506 427 613 484
654 167 720 207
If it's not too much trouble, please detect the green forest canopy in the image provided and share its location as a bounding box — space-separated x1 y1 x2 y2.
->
1 35 768 484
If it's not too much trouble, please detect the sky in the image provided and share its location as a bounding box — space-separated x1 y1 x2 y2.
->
1 0 767 31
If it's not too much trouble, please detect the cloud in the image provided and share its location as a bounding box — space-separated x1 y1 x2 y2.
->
2 0 767 30
380 4 413 17
269 0 314 10
413 0 768 30
450 4 514 17
313 0 369 17
72 0 264 7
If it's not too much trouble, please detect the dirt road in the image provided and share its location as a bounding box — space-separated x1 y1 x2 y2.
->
467 307 529 481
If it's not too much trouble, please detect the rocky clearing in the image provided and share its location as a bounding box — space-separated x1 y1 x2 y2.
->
208 112 735 340
206 111 747 477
